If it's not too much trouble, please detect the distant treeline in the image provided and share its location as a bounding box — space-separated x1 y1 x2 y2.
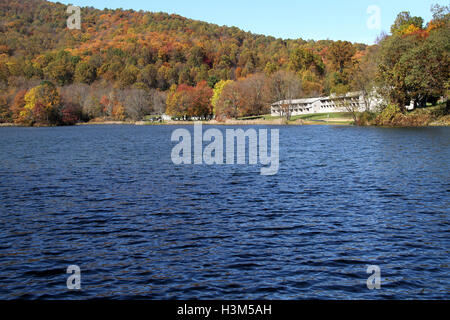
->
0 0 448 125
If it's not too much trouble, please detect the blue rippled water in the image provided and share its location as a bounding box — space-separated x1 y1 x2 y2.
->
0 125 448 299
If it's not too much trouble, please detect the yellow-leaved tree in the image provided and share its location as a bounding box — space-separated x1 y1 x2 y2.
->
211 80 233 116
19 81 61 126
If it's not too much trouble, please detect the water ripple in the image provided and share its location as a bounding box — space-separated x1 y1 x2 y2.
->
0 125 448 299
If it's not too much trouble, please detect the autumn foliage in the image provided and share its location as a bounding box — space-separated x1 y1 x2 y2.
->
166 81 213 118
0 0 447 125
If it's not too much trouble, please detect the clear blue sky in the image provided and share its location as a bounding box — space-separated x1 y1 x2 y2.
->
57 0 447 44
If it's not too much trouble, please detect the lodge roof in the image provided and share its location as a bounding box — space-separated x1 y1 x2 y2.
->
271 92 362 107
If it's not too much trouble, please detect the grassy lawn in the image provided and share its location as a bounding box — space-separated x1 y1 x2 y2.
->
260 104 449 126
292 112 354 121
262 114 281 120
236 115 265 120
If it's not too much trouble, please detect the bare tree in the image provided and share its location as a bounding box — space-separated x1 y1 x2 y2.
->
215 81 242 119
240 73 269 116
151 89 167 115
123 88 151 120
269 70 303 121
82 85 109 119
7 77 40 92
330 89 361 124
60 83 90 107
351 47 379 113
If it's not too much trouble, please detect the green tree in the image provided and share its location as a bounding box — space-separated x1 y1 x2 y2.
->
44 50 81 86
289 48 324 75
207 75 220 88
0 94 11 123
401 25 449 106
377 9 449 110
118 64 140 88
264 62 278 75
74 61 97 84
391 11 424 35
139 64 158 89
0 60 9 84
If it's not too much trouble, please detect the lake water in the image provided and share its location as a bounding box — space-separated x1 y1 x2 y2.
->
0 125 448 299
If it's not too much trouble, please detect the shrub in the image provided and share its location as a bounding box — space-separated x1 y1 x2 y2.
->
375 104 402 126
61 102 82 125
357 111 377 126
375 104 432 126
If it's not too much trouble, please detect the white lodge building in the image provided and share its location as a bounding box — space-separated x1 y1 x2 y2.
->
270 91 380 117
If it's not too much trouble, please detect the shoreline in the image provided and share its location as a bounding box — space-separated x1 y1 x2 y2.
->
1 118 449 128
0 119 330 127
